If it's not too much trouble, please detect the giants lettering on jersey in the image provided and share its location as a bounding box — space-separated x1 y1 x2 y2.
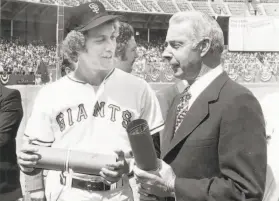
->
56 102 132 132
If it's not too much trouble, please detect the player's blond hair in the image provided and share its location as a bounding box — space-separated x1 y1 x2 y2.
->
62 19 120 64
169 11 224 55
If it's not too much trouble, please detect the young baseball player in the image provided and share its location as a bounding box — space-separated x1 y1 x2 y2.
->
17 2 164 201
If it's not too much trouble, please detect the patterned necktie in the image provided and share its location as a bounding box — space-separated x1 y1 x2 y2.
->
175 86 191 133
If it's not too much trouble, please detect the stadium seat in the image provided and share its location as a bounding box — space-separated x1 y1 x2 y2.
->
140 0 164 12
121 0 147 12
188 0 206 2
227 3 248 15
263 4 279 15
41 0 56 4
61 0 79 6
175 0 192 11
106 0 130 11
157 0 179 13
95 0 116 10
211 3 228 15
64 0 116 9
224 0 246 2
248 2 263 15
191 2 214 15
260 0 279 3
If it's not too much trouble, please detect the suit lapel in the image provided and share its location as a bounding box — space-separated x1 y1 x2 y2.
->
162 72 229 159
161 94 180 157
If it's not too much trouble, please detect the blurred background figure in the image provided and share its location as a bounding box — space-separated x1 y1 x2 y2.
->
60 58 75 77
114 22 138 73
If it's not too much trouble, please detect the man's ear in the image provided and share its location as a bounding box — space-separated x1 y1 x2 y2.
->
198 37 211 57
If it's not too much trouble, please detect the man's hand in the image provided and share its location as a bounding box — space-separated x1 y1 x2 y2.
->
17 143 40 172
99 150 129 185
134 159 176 198
29 189 46 201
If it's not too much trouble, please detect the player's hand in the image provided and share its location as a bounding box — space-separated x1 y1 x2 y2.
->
29 189 46 201
99 150 129 185
17 143 41 172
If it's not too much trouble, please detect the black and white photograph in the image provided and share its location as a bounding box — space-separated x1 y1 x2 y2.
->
0 0 278 201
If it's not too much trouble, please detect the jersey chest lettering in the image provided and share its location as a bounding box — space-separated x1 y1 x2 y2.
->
56 101 132 132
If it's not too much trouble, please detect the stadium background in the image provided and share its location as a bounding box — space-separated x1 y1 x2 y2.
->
1 0 279 199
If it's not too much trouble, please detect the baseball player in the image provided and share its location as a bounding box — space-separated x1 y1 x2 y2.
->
114 22 138 74
17 2 164 201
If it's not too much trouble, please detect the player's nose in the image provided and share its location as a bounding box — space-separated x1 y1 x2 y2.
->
105 38 115 52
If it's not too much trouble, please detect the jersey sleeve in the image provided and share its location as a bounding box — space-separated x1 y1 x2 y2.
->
24 87 54 147
140 82 164 135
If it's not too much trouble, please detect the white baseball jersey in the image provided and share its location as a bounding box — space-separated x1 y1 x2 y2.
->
24 68 164 201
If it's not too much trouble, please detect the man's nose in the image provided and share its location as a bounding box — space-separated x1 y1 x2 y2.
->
162 48 172 61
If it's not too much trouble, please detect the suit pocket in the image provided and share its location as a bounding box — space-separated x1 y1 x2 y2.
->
185 138 217 148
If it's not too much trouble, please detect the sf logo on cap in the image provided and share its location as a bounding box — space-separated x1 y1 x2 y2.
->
89 3 100 14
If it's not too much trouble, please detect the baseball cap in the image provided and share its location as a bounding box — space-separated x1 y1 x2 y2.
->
65 1 121 33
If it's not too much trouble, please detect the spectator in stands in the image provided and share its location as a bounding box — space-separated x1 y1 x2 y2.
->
0 83 23 201
114 22 138 73
133 11 267 201
0 39 56 75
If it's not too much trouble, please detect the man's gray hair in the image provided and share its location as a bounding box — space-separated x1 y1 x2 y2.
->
169 11 224 55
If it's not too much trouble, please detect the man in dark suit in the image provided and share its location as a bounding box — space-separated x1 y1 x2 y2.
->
0 83 23 201
133 11 267 201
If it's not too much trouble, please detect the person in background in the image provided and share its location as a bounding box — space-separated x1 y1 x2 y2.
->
0 83 23 201
114 22 138 73
60 58 75 77
114 21 161 157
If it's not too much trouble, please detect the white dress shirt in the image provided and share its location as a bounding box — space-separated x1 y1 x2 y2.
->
176 65 223 109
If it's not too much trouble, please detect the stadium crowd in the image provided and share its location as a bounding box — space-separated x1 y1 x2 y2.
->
0 37 279 83
222 50 279 78
0 38 56 75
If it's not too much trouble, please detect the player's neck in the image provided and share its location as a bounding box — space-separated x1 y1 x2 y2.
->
72 69 106 86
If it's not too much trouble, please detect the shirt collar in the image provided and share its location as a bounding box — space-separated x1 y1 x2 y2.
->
189 65 223 96
67 68 116 85
176 65 223 96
